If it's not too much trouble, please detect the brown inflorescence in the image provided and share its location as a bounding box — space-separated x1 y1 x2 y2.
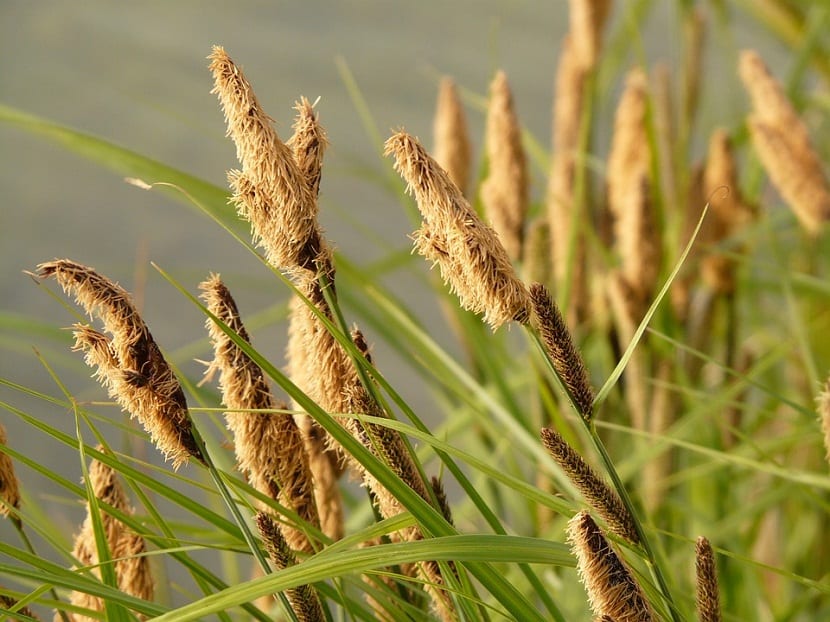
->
531 284 595 419
695 536 722 622
200 274 320 553
541 428 638 544
255 512 325 622
432 76 472 197
739 49 830 236
38 259 202 469
567 511 654 621
607 68 661 316
67 450 153 621
385 130 532 329
0 425 21 522
480 70 529 261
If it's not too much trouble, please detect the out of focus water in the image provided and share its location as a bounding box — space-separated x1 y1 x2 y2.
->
0 0 784 615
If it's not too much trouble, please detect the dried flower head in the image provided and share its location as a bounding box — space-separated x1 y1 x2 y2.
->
342 382 455 620
433 76 472 197
541 428 638 544
567 511 654 621
548 35 586 281
209 46 322 273
37 259 201 468
256 512 325 622
739 49 830 236
568 0 612 70
200 274 320 552
69 450 153 620
695 536 722 622
0 425 21 521
385 130 531 329
701 129 753 294
480 70 529 260
288 97 328 199
607 68 661 310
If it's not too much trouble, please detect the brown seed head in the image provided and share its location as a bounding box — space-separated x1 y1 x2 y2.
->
433 76 472 197
0 425 21 520
70 450 153 620
739 49 830 236
695 536 722 622
385 130 531 329
568 0 612 70
288 97 328 199
255 512 325 622
37 259 201 468
567 511 654 621
200 274 320 552
548 35 587 283
701 129 753 293
209 46 322 272
480 70 529 260
531 285 595 419
541 428 638 544
607 69 661 306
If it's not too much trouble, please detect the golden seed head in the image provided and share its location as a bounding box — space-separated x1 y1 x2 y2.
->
200 274 320 552
38 259 201 469
385 130 531 329
209 46 323 272
69 449 154 619
480 70 529 260
433 76 472 197
568 0 612 70
607 69 661 304
288 97 328 199
739 49 830 236
700 128 753 293
0 425 21 519
567 511 654 621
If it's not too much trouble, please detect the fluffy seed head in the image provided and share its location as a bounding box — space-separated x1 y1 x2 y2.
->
568 0 612 70
433 76 472 197
385 130 531 329
200 274 320 552
38 259 201 468
739 49 830 236
288 97 328 199
607 68 661 308
567 511 654 621
69 450 153 620
700 129 753 293
0 425 21 521
209 45 323 272
480 70 529 260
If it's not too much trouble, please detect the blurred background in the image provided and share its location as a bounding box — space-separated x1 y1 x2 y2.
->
0 0 789 613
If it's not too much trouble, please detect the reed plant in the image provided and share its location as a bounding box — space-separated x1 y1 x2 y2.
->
2 1 830 620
